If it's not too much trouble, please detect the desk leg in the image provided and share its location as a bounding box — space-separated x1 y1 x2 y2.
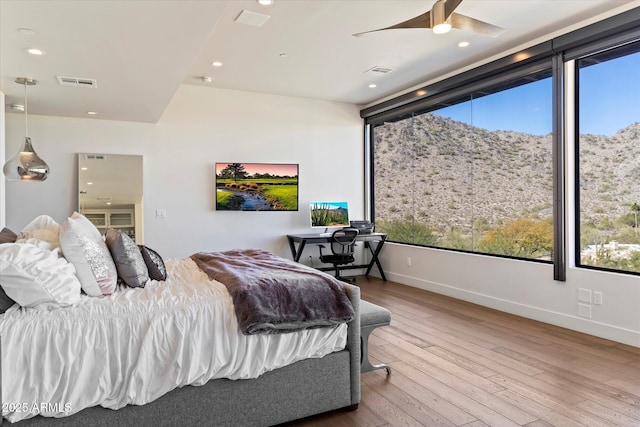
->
287 237 307 263
365 237 387 281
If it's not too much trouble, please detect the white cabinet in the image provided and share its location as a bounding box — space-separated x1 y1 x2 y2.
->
82 209 135 239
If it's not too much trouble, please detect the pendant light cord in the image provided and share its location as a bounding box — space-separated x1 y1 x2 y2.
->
24 80 29 137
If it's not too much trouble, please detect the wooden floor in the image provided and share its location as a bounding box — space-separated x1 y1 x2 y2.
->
287 276 640 427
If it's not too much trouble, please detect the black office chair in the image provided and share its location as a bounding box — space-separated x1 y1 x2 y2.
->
318 228 359 283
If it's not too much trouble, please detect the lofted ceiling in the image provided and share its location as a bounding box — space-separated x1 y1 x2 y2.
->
1 0 638 124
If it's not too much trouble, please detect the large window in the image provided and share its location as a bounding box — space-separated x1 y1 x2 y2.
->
576 42 640 275
372 74 554 261
365 8 639 276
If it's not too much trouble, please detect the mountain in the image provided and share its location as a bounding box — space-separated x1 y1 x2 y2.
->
374 113 639 235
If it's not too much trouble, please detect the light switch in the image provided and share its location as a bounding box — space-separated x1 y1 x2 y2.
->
156 209 167 219
593 291 603 305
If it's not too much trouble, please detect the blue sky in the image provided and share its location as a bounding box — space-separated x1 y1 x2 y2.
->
579 52 640 135
433 51 639 136
310 201 348 210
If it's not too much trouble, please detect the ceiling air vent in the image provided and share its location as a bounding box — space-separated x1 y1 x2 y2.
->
84 154 107 160
234 10 270 27
57 76 98 88
364 66 393 75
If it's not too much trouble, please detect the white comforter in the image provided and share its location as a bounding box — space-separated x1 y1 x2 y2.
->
0 258 348 423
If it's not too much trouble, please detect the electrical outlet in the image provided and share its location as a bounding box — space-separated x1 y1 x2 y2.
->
578 303 592 319
155 208 167 219
578 288 592 304
406 256 412 267
593 291 603 306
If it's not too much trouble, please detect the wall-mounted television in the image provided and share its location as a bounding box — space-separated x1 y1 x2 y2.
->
309 201 350 231
215 162 298 211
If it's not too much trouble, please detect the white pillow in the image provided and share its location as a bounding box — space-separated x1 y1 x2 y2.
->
68 211 102 239
16 215 62 251
0 243 81 307
60 212 117 296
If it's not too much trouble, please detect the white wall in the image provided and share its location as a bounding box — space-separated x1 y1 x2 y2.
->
4 85 364 260
380 246 640 347
1 90 5 228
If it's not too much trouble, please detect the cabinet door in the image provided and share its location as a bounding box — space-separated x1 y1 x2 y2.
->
84 212 107 228
109 212 134 227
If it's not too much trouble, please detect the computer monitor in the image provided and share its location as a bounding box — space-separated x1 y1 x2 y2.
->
309 201 350 233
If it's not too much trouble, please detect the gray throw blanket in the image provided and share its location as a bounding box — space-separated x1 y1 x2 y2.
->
190 249 355 335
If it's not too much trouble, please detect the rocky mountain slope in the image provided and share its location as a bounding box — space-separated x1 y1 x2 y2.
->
374 113 640 236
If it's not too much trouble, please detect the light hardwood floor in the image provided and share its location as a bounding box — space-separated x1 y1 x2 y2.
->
287 276 640 427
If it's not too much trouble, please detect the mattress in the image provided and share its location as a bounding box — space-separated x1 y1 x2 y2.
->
0 257 348 423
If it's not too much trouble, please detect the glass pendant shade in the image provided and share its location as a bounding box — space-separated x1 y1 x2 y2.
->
3 77 49 182
3 137 49 181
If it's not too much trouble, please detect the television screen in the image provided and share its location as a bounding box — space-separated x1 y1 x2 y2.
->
309 201 350 228
215 162 298 211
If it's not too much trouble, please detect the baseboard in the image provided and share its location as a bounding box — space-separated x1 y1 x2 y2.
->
386 271 640 348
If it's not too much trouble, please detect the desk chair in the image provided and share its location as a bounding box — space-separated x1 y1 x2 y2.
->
318 228 359 283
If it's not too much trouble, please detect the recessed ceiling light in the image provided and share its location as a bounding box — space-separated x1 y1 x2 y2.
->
87 111 98 115
279 53 288 58
17 28 36 35
26 48 45 56
257 0 273 5
11 104 25 112
201 76 213 83
416 90 427 96
368 84 377 88
106 202 112 205
81 167 88 171
87 182 94 185
458 41 470 48
211 61 223 67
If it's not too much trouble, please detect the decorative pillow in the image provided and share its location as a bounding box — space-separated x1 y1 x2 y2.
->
68 211 103 239
138 245 167 281
60 213 117 296
16 215 62 251
105 228 149 288
0 284 17 313
0 227 18 244
0 243 81 308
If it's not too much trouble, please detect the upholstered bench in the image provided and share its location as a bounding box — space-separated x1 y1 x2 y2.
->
360 299 392 375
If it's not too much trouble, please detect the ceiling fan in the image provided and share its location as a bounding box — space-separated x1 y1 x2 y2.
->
353 0 505 38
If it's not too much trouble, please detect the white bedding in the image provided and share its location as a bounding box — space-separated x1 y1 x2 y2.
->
0 258 348 423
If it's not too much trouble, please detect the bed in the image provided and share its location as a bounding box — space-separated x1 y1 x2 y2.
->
0 215 361 426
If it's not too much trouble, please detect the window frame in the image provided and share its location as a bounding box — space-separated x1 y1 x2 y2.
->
573 40 640 277
368 66 556 264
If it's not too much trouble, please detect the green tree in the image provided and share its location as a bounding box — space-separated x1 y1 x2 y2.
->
376 218 438 246
479 217 553 258
442 227 473 251
219 163 248 181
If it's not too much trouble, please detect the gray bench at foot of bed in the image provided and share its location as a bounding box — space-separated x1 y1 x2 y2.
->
360 299 391 375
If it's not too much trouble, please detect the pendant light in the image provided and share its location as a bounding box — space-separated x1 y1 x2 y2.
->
3 77 50 182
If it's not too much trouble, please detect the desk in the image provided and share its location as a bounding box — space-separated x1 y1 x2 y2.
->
287 232 387 281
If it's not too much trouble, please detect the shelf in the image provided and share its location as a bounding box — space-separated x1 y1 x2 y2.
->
81 209 136 239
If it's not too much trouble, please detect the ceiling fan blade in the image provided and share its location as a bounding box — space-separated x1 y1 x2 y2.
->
353 11 431 37
443 0 464 20
450 12 505 37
